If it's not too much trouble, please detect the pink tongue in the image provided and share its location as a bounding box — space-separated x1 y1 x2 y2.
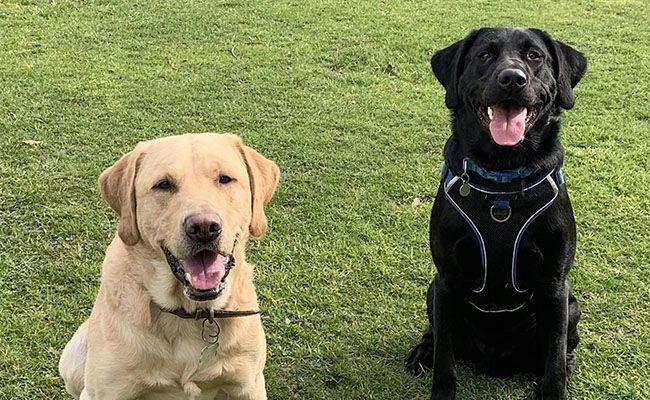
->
182 251 226 291
489 103 526 146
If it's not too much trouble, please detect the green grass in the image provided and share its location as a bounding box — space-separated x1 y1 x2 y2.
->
1 0 649 399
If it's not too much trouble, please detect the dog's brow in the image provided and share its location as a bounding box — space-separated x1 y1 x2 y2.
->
475 41 501 57
522 38 542 49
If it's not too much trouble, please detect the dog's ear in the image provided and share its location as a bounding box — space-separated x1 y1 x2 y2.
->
239 142 280 238
534 29 587 110
431 29 482 109
99 145 144 246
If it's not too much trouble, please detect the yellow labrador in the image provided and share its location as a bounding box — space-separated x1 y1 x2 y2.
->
59 133 279 400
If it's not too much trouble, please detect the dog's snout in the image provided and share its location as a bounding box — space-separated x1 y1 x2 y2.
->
184 212 222 243
497 68 527 89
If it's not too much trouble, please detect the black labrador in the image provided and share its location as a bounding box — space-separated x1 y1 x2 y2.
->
405 28 587 400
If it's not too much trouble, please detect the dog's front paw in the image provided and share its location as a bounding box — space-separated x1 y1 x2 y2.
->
566 351 577 378
431 384 456 400
404 341 434 377
533 379 567 400
535 393 567 400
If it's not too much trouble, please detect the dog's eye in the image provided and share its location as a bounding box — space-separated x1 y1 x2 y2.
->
478 51 492 61
218 175 233 184
527 50 542 60
153 179 174 191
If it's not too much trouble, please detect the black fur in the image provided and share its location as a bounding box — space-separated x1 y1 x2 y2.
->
405 28 587 400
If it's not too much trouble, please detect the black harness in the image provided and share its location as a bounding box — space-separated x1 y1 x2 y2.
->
442 158 565 313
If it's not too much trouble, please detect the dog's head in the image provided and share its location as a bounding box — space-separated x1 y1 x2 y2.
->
99 133 279 307
432 28 586 157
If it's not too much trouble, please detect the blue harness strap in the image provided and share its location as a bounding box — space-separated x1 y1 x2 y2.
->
441 162 564 312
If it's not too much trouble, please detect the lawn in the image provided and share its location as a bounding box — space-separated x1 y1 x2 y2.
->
0 0 648 399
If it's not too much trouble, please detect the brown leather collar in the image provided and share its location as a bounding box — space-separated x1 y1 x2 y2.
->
161 307 260 322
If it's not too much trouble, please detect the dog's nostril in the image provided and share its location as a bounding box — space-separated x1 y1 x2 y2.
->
184 212 222 242
498 69 527 88
208 222 221 235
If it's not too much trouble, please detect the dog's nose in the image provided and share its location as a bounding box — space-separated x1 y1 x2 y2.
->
497 68 527 89
184 212 222 243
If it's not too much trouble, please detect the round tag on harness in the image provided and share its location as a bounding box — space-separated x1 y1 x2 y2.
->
459 183 471 197
490 200 512 223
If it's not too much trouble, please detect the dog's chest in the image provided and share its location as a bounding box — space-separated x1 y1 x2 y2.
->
137 327 232 399
137 350 229 400
139 387 222 400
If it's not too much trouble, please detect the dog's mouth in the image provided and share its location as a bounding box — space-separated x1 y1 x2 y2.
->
162 246 235 301
478 100 539 147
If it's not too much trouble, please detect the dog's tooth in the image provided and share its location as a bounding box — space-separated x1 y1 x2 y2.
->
524 108 528 119
487 107 494 121
184 272 192 285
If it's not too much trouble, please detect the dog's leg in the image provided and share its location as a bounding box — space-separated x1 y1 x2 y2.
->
405 275 459 400
536 281 570 400
80 383 142 400
251 372 267 400
222 372 266 400
566 290 581 378
405 280 436 376
59 322 89 399
429 275 457 400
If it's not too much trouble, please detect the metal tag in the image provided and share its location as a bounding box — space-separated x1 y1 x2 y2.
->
199 342 219 365
459 183 471 197
198 316 220 366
